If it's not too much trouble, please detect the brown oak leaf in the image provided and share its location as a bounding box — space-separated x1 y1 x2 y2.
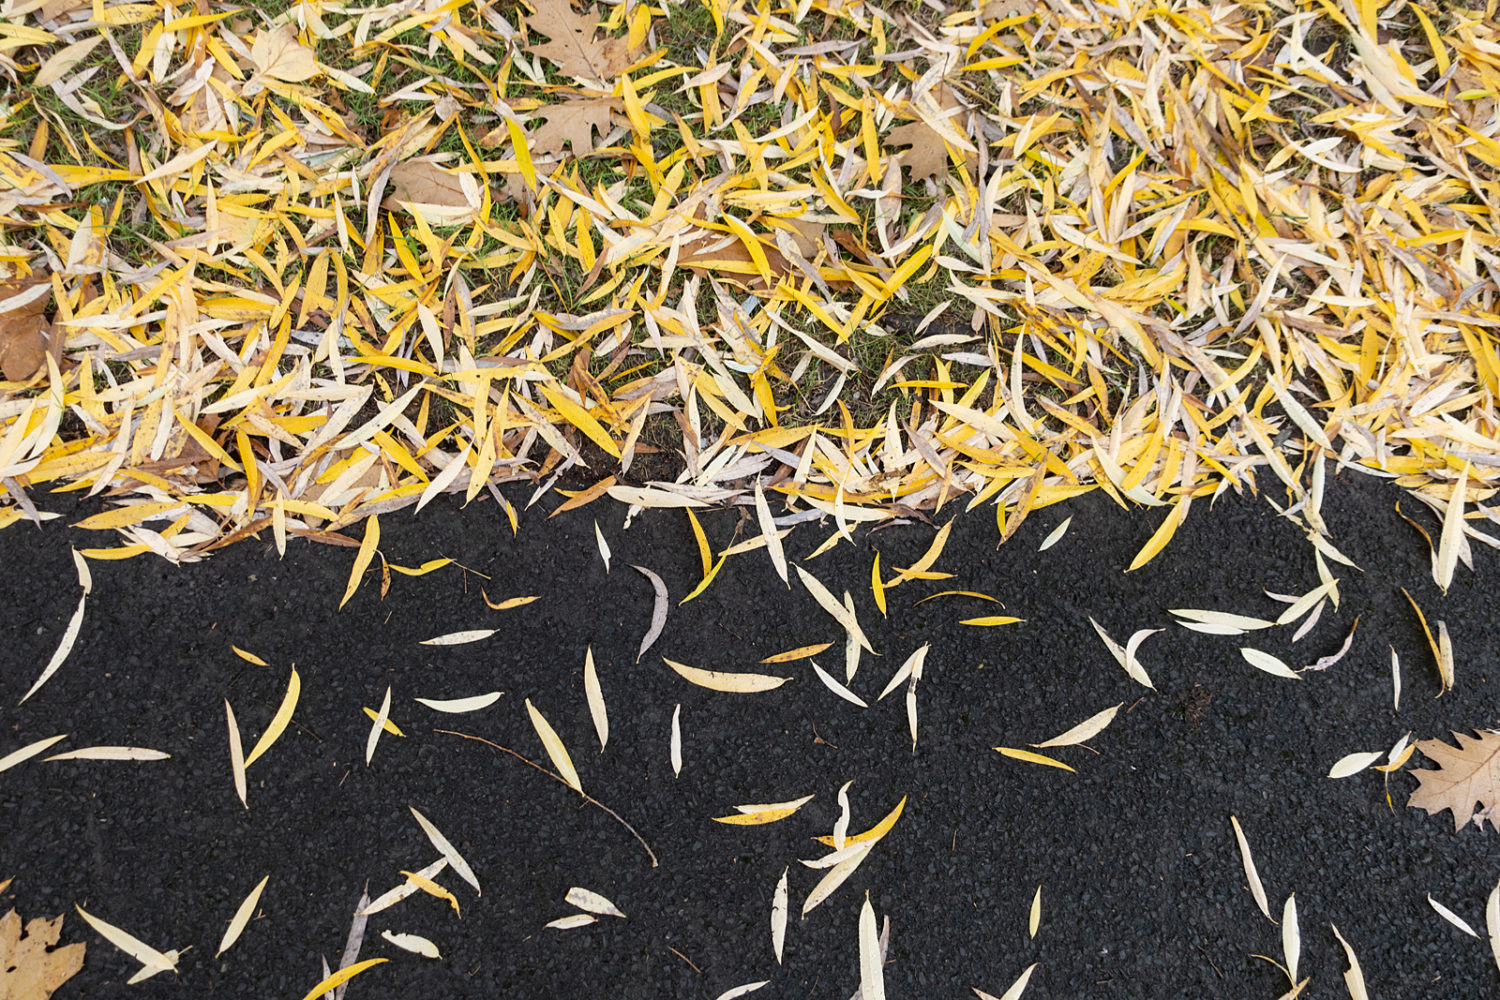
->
0 280 53 383
531 97 623 158
0 908 86 1000
886 121 954 184
1407 729 1500 831
526 0 636 81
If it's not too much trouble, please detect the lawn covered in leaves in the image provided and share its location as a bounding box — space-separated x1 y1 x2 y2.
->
0 0 1496 568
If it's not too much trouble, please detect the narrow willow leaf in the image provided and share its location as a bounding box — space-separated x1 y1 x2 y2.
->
217 875 270 956
340 514 379 610
714 795 815 825
419 628 498 646
482 593 540 610
46 746 169 761
1435 461 1468 593
1126 501 1183 572
296 958 386 1000
1038 517 1071 551
545 914 596 930
671 704 683 778
794 565 874 653
409 806 480 896
584 647 608 750
19 588 86 704
1331 924 1368 1000
566 887 625 918
594 519 611 573
1174 609 1278 630
361 859 448 916
0 734 67 774
401 870 460 916
959 616 1025 627
1428 895 1478 937
972 964 1037 1000
361 708 404 737
802 843 871 916
771 867 788 963
381 930 440 958
1029 886 1041 939
1391 647 1402 710
686 507 711 576
244 667 301 768
1032 704 1121 748
995 747 1075 772
75 905 177 972
1275 580 1335 626
663 658 791 693
632 566 668 662
232 645 267 666
1241 648 1301 680
871 552 887 615
713 983 768 1000
1230 816 1273 921
680 554 726 604
859 893 885 1000
755 479 788 585
413 691 502 713
834 781 853 850
526 698 582 793
811 661 867 707
1089 619 1155 688
366 685 391 765
814 795 906 847
1436 620 1455 693
893 519 953 583
762 642 834 663
226 701 247 808
1327 752 1382 779
878 645 929 700
1282 894 1300 982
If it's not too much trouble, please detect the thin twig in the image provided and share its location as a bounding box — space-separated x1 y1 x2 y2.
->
435 729 658 868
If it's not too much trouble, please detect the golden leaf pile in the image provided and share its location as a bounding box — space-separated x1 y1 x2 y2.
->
0 0 1494 564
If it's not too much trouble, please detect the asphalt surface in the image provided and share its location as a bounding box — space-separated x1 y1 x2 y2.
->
3 470 1500 999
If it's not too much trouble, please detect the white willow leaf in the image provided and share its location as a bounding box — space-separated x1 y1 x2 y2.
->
1327 752 1382 779
46 746 169 761
526 698 582 793
1435 462 1467 593
366 685 391 766
226 701 247 809
1032 704 1121 749
1172 609 1278 630
859 893 885 1000
1240 647 1301 680
419 628 497 646
972 964 1037 1000
594 519 611 574
381 930 441 958
755 480 788 585
1029 886 1041 939
713 983 769 1000
360 859 448 916
802 843 871 916
1428 895 1478 937
1486 878 1500 976
878 645 929 701
1331 923 1369 1000
632 566 668 662
1282 894 1300 982
217 875 270 956
0 734 67 774
671 704 683 778
584 647 608 750
663 658 790 693
1230 815 1273 921
772 867 788 964
811 661 867 707
413 692 502 713
1038 517 1071 551
75 905 177 972
409 806 480 896
566 887 625 918
795 565 874 653
545 914 596 930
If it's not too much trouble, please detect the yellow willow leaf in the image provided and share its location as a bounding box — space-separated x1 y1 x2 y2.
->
814 795 906 847
409 806 481 895
995 747 1075 772
1401 587 1445 691
663 658 791 693
959 616 1025 627
340 515 379 610
871 552 887 615
482 592 540 610
217 875 269 956
401 870 461 916
686 508 712 577
915 591 1002 605
754 479 788 585
540 384 620 458
420 629 498 645
526 698 582 793
584 647 608 750
506 116 537 191
73 500 184 530
297 958 389 1000
1126 502 1184 572
225 701 247 808
413 692 501 714
892 520 953 583
231 645 267 666
761 643 834 663
1032 704 1121 749
243 667 300 768
389 558 453 577
680 555 726 604
362 707 405 736
713 800 810 825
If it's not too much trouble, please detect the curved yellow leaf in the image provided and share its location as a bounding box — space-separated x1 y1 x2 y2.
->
760 643 833 664
814 795 906 847
995 747 1075 772
526 698 582 793
1126 502 1184 572
217 875 269 956
244 667 300 768
340 514 379 610
296 957 388 1000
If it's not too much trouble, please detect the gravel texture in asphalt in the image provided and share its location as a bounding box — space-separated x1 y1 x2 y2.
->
3 472 1499 999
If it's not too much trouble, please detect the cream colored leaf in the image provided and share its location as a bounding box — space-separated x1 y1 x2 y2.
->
1282 894 1300 982
0 734 67 774
1435 462 1468 593
859 893 885 1000
1029 886 1041 939
366 685 391 765
1173 609 1277 630
226 701 247 809
413 692 502 714
1230 815 1273 921
662 658 790 693
632 566 668 663
1240 648 1301 680
972 964 1037 1000
545 914 596 930
217 876 269 957
771 867 788 964
811 661 867 707
1428 895 1478 937
1486 878 1500 976
670 703 682 778
381 930 440 958
754 481 787 585
34 36 104 88
1032 704 1121 749
1408 730 1500 831
409 806 480 896
565 888 624 918
250 24 321 82
45 747 168 761
419 629 498 646
1331 924 1368 1000
594 520 611 573
795 566 874 653
584 647 608 750
526 698 582 793
1327 752 1382 779
74 906 176 973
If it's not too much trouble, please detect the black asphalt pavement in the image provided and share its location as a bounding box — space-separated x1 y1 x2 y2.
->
3 471 1499 999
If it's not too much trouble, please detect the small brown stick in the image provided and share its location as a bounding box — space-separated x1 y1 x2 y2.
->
435 729 658 868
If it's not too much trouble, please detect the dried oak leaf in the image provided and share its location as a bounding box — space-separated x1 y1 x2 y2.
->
0 280 53 383
531 97 623 158
381 159 481 225
886 122 954 184
0 908 86 1000
526 0 635 81
250 24 320 83
1408 729 1500 831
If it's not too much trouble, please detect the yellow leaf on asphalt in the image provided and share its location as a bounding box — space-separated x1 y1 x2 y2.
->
995 747 1075 772
526 698 582 793
340 514 379 609
217 875 269 956
663 658 790 693
243 667 300 768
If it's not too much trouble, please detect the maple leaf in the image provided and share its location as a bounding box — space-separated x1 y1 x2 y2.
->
526 0 635 81
530 97 623 158
0 908 86 1000
1407 730 1500 831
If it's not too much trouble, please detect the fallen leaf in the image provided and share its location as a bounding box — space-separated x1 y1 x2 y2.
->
73 905 177 979
217 876 269 957
583 647 608 750
1028 886 1041 939
225 701 247 808
526 698 583 793
250 24 320 83
1428 895 1478 937
1330 924 1368 1000
413 692 501 714
419 629 498 646
1327 752 1382 779
1240 648 1301 680
632 566 668 662
1230 815 1273 921
859 893 885 1000
244 667 300 768
1032 704 1120 749
296 958 386 1000
762 643 834 664
0 280 51 383
44 747 168 761
994 747 1074 772
381 930 440 958
959 616 1025 627
0 907 85 1000
545 914 596 930
526 97 623 158
565 887 624 918
670 704 682 777
366 685 391 765
0 735 68 775
771 867 788 964
972 963 1037 1000
811 661 867 708
1408 730 1500 831
663 658 790 693
409 806 480 896
526 0 636 80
